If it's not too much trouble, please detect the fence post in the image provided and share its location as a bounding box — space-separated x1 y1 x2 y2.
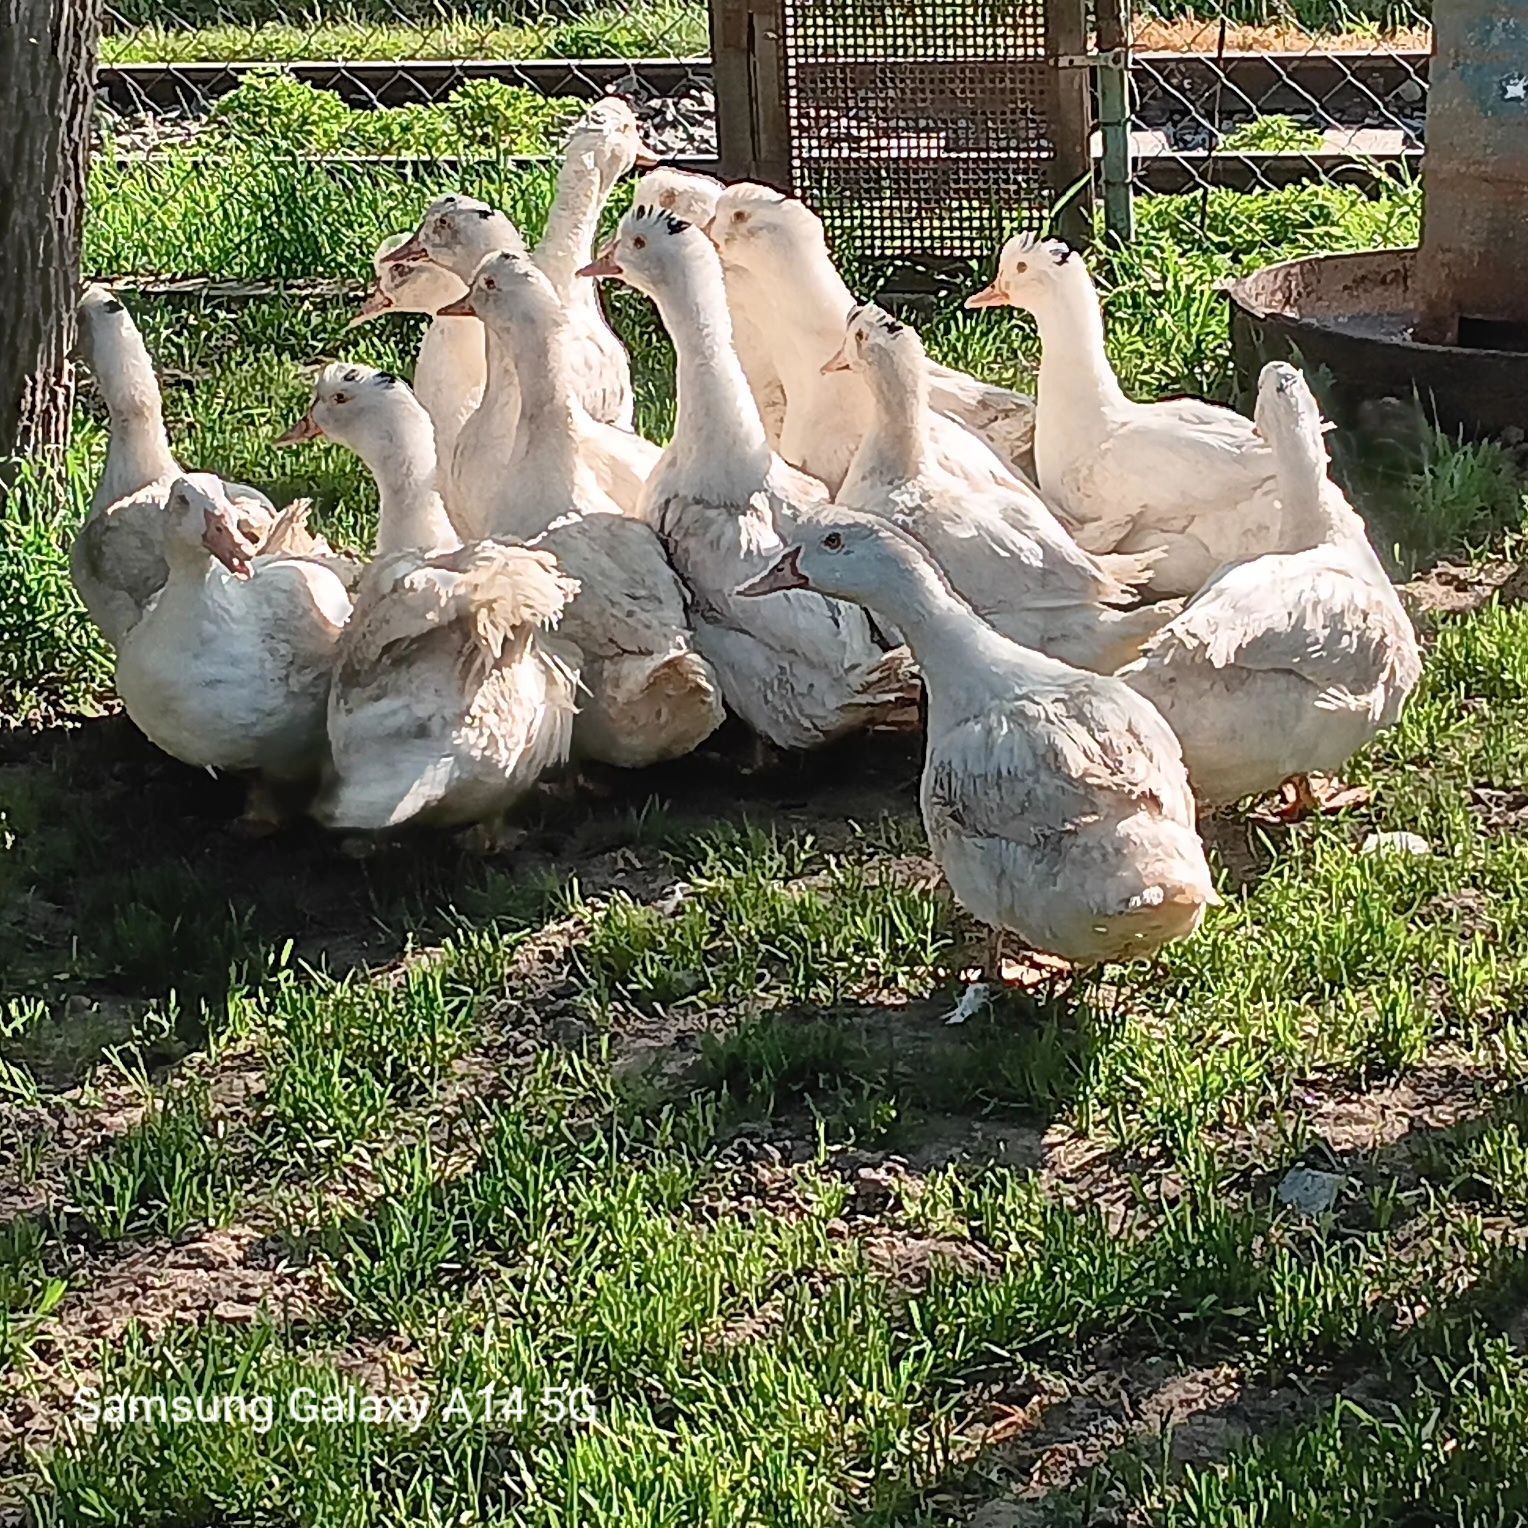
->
748 0 791 191
1047 0 1094 248
1096 0 1135 244
711 0 755 179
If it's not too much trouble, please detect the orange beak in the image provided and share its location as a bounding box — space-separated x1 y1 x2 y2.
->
633 145 662 170
435 295 477 317
736 547 809 597
347 287 393 328
964 282 1008 310
274 412 324 446
380 231 428 265
577 248 622 279
820 341 851 375
202 510 254 579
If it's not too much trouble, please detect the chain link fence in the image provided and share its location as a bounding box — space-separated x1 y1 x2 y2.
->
1125 0 1428 200
85 0 1435 291
89 0 718 290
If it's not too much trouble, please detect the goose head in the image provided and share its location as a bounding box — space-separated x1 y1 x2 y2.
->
821 301 926 380
276 362 426 461
76 284 151 375
1255 360 1339 508
577 200 715 302
966 232 1085 314
563 96 661 190
351 233 469 326
736 510 942 613
632 166 724 230
1254 361 1326 450
708 182 827 274
382 195 527 284
167 476 257 579
437 249 560 343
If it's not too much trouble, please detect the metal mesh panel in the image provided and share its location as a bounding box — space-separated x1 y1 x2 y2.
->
1127 1 1428 196
781 0 1057 259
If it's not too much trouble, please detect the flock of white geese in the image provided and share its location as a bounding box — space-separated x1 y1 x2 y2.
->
69 97 1423 1009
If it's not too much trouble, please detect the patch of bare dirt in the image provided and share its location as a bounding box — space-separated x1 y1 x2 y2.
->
1467 786 1528 834
1298 1058 1497 1157
1 1225 320 1461
951 1351 1402 1524
1402 558 1528 622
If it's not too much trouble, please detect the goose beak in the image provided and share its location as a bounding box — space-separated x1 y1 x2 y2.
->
380 232 428 265
274 413 324 446
577 248 622 280
736 547 809 597
203 510 254 579
820 342 851 375
633 144 663 170
965 282 1008 310
347 288 393 328
435 295 477 318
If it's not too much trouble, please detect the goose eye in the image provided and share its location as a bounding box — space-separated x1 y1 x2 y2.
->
855 330 866 343
733 210 748 224
332 392 350 405
823 532 844 551
1011 260 1028 275
484 277 497 290
633 236 646 250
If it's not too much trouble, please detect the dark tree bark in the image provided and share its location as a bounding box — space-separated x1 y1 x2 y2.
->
0 0 104 477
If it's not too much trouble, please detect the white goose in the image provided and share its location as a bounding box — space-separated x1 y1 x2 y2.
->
967 235 1295 596
832 304 1171 674
584 203 917 752
632 165 789 449
278 364 580 835
437 264 660 531
351 232 482 472
739 513 1216 1007
453 251 724 767
708 183 1036 493
72 286 280 645
382 196 530 535
1123 363 1422 811
114 476 351 827
532 97 659 431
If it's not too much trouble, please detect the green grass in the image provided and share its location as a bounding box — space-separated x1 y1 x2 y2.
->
102 2 708 64
3 167 1528 1522
1135 0 1427 28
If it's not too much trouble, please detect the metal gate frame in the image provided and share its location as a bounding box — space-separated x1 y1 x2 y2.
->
711 0 1096 259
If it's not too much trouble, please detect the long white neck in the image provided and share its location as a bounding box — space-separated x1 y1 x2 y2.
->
412 313 485 453
651 252 772 496
741 243 857 388
1030 266 1129 418
856 547 1053 694
91 327 180 502
496 313 585 537
355 409 460 558
1273 430 1372 558
856 352 934 485
159 533 219 591
536 151 608 309
471 325 522 462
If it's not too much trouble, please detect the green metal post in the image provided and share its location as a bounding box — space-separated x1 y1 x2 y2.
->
1096 0 1134 244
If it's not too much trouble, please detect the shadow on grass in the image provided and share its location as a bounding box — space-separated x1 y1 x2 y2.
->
0 713 927 1093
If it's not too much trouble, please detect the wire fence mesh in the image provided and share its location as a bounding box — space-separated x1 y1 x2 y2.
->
91 0 718 290
1127 0 1429 197
87 0 1436 291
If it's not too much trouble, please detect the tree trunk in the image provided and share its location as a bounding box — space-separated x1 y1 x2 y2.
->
0 0 103 477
